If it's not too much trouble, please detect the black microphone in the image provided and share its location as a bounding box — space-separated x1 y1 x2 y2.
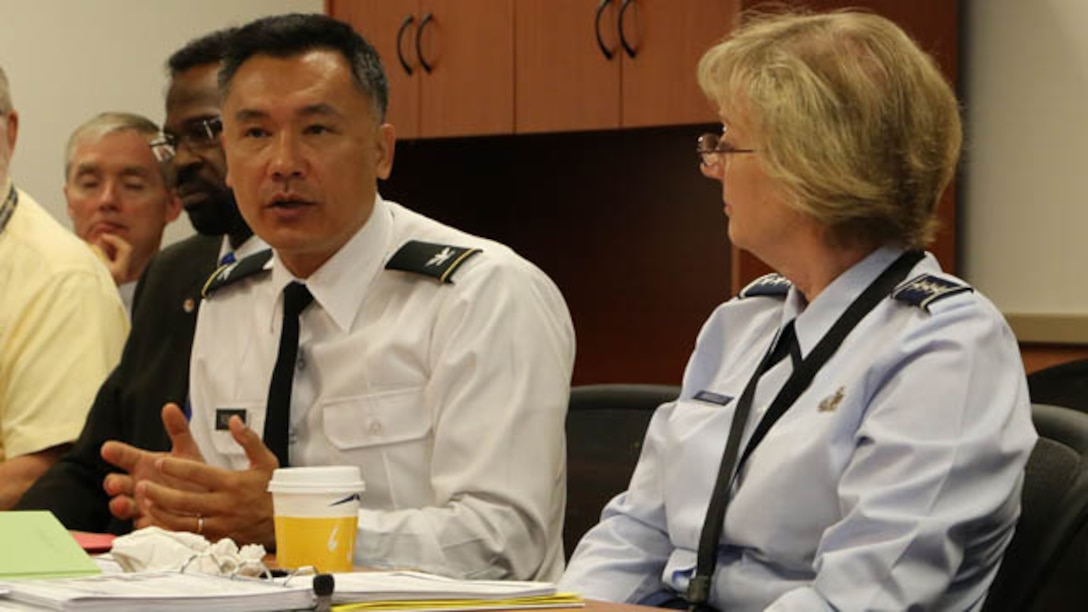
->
313 573 335 612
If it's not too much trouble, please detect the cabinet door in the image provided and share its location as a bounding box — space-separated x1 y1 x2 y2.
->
329 0 422 139
418 0 515 138
515 0 622 134
621 0 739 128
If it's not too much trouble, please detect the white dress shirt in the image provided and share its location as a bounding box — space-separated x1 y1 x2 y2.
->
189 197 574 580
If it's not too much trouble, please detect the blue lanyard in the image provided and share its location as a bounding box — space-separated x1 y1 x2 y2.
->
0 184 18 235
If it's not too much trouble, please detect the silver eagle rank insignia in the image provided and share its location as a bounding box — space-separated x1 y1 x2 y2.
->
386 240 482 284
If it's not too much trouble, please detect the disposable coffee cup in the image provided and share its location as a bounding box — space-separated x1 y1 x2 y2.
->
268 466 365 572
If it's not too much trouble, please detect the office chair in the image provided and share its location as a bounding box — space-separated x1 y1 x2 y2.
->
1027 359 1088 414
563 384 681 560
983 403 1088 611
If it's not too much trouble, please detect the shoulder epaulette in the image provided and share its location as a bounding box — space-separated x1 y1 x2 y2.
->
201 249 273 298
385 240 482 284
893 273 973 310
739 273 792 299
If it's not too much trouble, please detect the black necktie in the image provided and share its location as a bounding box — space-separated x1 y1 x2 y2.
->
265 282 313 467
762 320 799 373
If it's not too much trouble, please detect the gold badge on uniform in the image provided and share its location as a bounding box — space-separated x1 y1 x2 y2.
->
818 387 845 413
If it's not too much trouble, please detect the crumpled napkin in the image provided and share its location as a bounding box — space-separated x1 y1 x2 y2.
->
110 526 267 577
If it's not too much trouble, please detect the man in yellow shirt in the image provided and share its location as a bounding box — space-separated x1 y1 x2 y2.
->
0 65 128 508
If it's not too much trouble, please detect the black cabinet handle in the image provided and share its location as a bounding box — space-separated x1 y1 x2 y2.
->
618 0 637 59
595 0 614 60
417 12 434 74
396 14 415 75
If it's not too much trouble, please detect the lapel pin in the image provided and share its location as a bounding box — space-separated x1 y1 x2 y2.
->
818 386 845 413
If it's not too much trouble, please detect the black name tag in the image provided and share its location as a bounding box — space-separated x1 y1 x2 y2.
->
215 409 246 431
693 390 733 406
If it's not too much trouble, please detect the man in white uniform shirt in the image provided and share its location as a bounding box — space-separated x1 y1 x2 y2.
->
102 14 574 581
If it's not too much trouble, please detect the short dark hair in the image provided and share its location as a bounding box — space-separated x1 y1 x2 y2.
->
219 13 388 122
168 27 238 76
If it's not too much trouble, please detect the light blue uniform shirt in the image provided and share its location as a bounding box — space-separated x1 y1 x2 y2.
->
560 247 1036 611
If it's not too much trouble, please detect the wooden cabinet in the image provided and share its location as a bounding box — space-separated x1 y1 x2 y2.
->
516 0 738 133
331 0 737 137
620 0 738 128
329 0 514 139
514 0 621 133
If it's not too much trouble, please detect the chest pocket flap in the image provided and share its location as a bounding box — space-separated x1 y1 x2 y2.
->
322 387 430 450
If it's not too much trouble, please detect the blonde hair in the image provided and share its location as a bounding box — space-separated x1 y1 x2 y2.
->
697 10 961 249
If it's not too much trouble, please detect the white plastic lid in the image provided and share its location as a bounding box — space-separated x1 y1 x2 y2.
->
267 466 366 495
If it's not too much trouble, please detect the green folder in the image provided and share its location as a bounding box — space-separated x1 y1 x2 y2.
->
0 511 101 579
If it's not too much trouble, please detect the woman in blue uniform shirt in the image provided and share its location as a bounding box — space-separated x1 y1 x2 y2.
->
559 10 1036 611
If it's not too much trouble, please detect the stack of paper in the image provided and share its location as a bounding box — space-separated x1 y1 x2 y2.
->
0 572 313 611
284 570 584 611
0 567 582 611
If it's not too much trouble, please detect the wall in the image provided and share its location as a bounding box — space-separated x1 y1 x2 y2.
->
0 0 321 248
963 0 1088 342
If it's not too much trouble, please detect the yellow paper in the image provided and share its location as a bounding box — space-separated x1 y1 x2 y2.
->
333 593 585 611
